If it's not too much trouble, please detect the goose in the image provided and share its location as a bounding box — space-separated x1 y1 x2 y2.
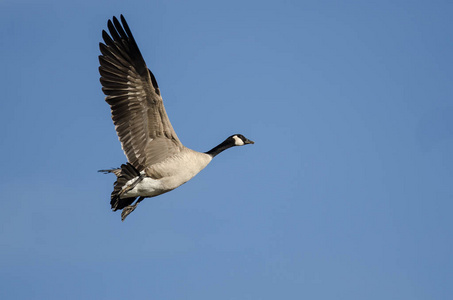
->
98 15 254 221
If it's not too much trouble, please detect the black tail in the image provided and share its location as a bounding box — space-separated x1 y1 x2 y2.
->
108 163 142 211
98 168 121 176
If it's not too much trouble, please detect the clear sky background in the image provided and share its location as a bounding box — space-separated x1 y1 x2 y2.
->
1 0 452 299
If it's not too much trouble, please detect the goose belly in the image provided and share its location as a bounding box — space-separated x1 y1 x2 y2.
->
122 151 212 198
122 177 166 198
152 151 213 190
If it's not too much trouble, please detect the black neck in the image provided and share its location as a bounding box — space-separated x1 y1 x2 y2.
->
205 139 235 158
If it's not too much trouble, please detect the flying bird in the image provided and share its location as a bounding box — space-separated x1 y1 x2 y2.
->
98 15 254 221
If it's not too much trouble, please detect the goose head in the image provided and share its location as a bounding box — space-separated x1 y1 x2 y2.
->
230 134 255 146
205 134 254 157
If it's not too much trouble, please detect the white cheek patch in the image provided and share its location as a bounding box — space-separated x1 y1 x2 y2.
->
233 135 244 146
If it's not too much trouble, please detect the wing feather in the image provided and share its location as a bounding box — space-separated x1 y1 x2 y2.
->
99 15 182 170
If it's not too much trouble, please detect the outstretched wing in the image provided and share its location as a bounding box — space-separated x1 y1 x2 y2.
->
99 15 183 170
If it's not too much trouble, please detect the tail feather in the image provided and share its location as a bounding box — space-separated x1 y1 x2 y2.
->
98 168 121 177
100 163 142 211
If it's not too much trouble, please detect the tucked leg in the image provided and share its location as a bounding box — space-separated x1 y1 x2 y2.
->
121 196 145 221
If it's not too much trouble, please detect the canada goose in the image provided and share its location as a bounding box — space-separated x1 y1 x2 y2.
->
98 15 254 221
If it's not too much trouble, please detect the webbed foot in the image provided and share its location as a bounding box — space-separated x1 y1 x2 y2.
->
120 196 145 221
121 204 137 221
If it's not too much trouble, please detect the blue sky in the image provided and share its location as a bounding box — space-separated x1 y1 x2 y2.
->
1 0 452 299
